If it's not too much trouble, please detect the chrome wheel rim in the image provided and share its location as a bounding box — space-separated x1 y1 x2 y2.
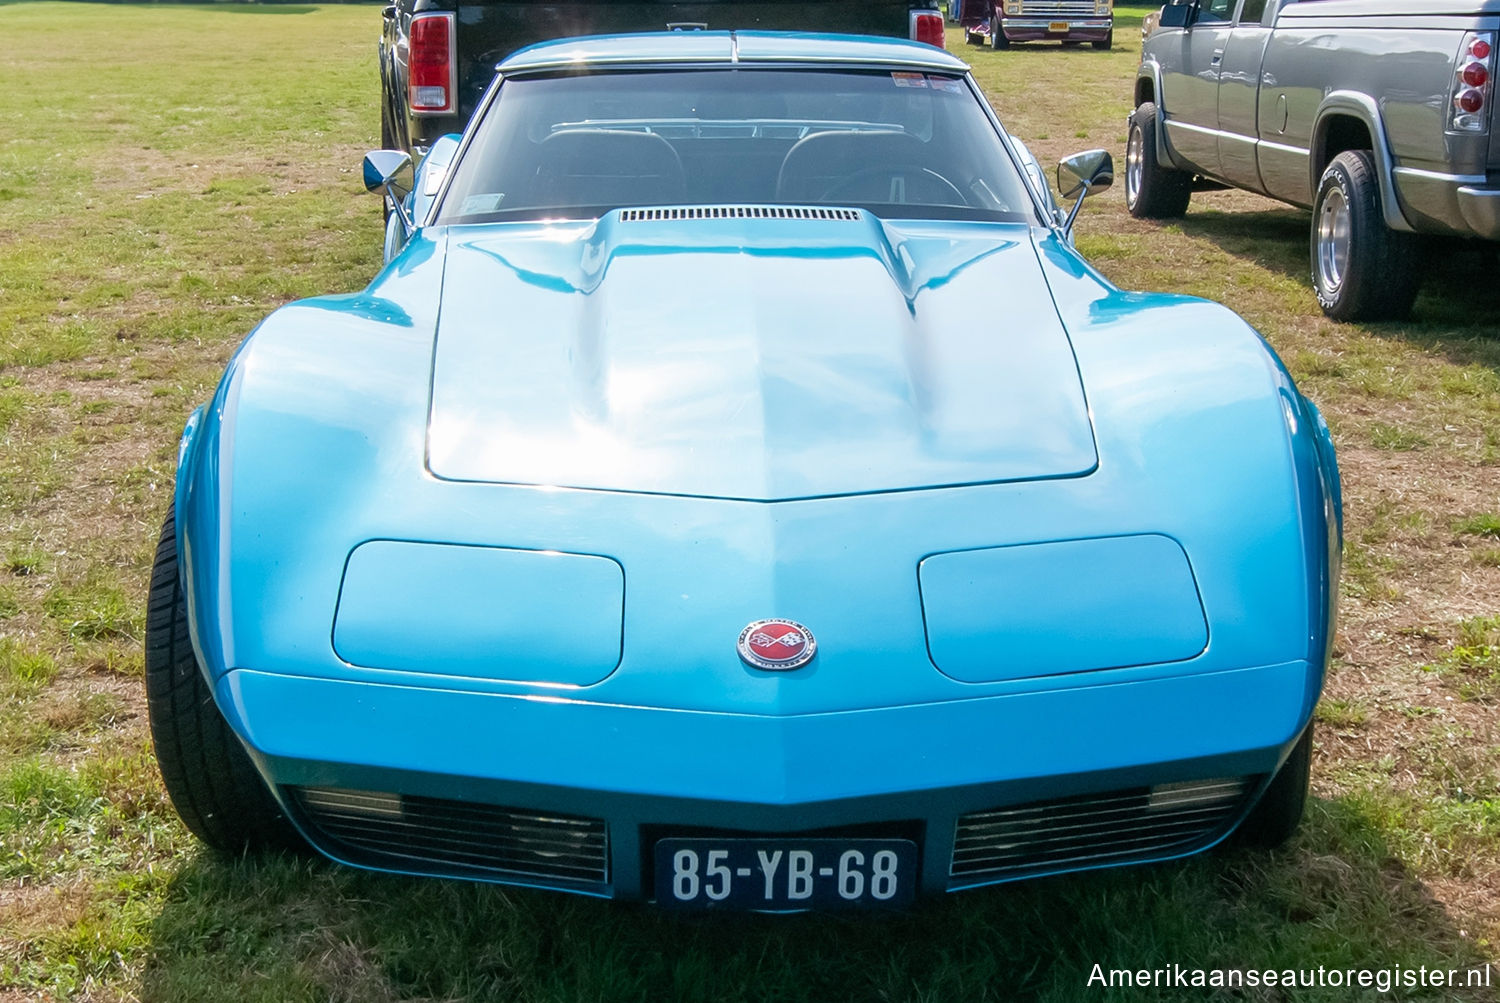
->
1316 186 1351 293
1125 125 1143 207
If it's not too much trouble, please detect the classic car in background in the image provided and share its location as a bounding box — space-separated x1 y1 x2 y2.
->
148 32 1339 909
957 0 1114 50
1133 0 1500 320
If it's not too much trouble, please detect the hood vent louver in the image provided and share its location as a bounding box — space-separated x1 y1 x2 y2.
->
619 205 861 222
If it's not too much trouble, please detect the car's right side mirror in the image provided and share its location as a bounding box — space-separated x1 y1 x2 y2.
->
1056 149 1114 234
1158 1 1197 28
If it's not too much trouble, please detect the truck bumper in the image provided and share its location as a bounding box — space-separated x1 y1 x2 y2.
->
1456 184 1500 240
1391 167 1500 240
999 17 1111 42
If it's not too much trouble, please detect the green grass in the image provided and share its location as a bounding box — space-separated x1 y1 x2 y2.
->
1457 513 1500 539
1425 616 1500 702
1 4 1497 1000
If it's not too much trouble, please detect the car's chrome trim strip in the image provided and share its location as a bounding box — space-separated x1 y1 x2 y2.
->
1393 165 1487 185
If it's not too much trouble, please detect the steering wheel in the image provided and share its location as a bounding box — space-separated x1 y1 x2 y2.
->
820 165 968 206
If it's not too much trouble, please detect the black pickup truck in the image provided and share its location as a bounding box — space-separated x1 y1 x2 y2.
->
380 0 948 154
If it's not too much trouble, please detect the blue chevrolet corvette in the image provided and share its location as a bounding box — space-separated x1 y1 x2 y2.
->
147 32 1341 910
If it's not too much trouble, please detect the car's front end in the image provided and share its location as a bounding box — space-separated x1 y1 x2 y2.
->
162 32 1337 909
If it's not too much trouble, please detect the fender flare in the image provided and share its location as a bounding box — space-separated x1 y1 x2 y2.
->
1309 92 1412 233
1134 58 1183 170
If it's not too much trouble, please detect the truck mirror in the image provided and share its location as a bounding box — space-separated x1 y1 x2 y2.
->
1158 2 1196 28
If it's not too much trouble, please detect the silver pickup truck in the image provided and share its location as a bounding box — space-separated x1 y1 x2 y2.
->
1131 0 1500 320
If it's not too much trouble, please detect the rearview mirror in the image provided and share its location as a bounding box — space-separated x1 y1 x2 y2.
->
1056 149 1114 233
1158 2 1196 28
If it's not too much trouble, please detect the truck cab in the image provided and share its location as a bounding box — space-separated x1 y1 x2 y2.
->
1130 0 1500 320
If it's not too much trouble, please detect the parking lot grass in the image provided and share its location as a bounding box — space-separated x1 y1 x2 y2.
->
1 4 1497 1000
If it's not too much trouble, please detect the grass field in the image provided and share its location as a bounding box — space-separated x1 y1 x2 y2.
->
1 3 1498 1000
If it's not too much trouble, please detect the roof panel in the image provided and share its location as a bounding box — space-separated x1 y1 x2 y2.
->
498 30 970 74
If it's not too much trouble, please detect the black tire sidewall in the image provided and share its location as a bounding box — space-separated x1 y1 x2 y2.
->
1311 149 1422 321
1126 102 1191 219
145 505 303 854
1235 723 1313 849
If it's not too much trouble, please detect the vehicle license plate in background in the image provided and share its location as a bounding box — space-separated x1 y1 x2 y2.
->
654 838 918 909
1049 20 1070 31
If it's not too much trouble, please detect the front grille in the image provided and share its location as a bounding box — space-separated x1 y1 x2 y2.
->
619 205 861 222
1017 1 1097 15
291 787 609 885
950 777 1252 882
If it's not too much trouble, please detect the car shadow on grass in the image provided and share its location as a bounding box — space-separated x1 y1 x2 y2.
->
139 796 1493 1003
1173 206 1500 376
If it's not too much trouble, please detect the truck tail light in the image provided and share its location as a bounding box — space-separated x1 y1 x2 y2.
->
1451 31 1495 132
410 12 457 115
910 10 946 48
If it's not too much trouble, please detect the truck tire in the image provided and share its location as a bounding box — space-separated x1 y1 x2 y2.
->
145 505 305 854
1092 30 1112 50
988 22 1009 49
1311 150 1423 321
1125 102 1191 219
1234 723 1312 849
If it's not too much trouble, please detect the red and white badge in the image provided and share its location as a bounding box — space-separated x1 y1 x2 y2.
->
737 619 817 671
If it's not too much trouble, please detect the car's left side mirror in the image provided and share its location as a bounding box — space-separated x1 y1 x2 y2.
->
1056 149 1114 233
363 149 415 235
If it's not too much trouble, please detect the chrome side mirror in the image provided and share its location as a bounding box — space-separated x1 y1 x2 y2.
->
363 149 415 232
1056 149 1114 233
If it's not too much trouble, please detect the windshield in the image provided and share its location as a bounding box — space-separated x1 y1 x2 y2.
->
435 68 1039 224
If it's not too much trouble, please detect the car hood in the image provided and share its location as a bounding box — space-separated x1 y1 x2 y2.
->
426 212 1096 500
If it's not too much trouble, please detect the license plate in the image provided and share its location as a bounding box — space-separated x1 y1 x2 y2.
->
654 838 918 909
1049 20 1070 31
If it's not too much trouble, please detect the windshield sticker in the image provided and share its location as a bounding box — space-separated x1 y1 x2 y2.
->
891 72 928 88
459 193 506 214
928 76 964 94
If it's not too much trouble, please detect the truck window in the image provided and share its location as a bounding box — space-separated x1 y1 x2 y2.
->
1238 0 1268 23
1199 0 1235 22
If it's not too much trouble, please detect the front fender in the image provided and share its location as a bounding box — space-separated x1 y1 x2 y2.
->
176 231 447 682
1034 232 1341 718
1135 58 1180 169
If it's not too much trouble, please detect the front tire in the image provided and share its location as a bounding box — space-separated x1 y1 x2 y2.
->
145 505 304 853
988 22 1010 48
1311 149 1423 321
1125 102 1191 219
1092 30 1112 50
1235 724 1313 849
